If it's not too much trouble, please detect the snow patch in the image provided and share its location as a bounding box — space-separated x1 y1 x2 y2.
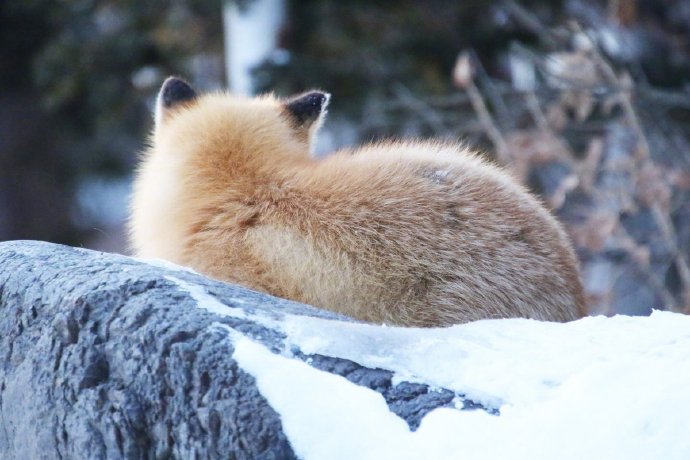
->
281 312 690 409
224 313 690 459
166 276 247 318
138 258 200 274
165 280 690 459
229 328 417 460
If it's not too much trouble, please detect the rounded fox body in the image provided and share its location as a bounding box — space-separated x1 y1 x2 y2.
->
130 78 585 327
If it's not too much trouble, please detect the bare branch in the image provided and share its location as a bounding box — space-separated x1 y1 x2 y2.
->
502 0 560 48
453 53 510 163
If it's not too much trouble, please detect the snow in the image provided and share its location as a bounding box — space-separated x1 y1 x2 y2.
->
230 328 414 460
139 258 200 274
280 313 690 409
169 278 690 459
166 276 247 318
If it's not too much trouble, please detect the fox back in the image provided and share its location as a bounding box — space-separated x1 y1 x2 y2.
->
129 78 585 327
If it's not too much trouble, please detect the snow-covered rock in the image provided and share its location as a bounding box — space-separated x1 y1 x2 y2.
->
1 240 688 459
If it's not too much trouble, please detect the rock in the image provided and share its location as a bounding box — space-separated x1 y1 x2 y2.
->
0 240 489 459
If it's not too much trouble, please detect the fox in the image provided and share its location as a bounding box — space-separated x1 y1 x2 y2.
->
129 77 586 327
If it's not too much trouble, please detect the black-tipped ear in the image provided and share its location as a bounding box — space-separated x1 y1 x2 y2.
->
283 90 330 130
155 77 197 127
160 77 196 107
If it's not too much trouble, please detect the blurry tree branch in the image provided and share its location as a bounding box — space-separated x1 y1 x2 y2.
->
437 20 690 314
502 0 561 48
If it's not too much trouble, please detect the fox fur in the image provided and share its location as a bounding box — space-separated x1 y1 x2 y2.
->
129 77 586 327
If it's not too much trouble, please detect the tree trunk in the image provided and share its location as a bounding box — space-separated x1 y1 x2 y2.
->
0 240 480 459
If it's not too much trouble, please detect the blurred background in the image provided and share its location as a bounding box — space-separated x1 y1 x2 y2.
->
1 0 689 315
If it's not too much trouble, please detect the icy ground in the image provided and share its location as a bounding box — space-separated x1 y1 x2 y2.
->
169 276 690 460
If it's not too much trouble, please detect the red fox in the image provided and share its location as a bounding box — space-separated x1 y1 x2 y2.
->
129 77 585 327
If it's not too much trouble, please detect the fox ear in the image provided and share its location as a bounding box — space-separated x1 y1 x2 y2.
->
155 77 197 127
283 90 330 141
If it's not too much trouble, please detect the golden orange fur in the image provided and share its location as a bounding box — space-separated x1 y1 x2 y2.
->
129 78 585 327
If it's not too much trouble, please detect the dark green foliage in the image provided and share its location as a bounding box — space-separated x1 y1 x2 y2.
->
0 0 228 244
2 0 689 283
257 0 564 114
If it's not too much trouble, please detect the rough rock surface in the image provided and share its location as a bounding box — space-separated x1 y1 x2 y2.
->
0 240 490 459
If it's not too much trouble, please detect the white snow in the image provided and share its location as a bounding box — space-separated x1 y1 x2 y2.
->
280 313 690 409
254 312 690 459
230 328 415 460
139 258 200 274
228 312 690 459
166 276 247 318
168 278 690 459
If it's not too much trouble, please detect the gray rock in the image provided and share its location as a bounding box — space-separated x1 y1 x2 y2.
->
0 240 492 459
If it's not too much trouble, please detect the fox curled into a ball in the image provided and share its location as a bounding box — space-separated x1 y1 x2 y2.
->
129 77 585 327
